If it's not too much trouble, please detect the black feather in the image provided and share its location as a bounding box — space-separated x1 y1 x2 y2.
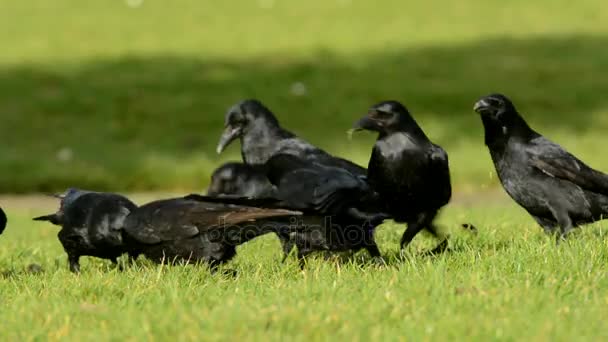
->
475 93 608 238
354 100 452 251
0 207 6 235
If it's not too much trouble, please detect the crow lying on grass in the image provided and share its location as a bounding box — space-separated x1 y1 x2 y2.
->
475 93 608 238
122 196 300 271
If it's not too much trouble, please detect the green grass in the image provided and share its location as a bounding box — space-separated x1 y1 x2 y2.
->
2 1 608 340
1 195 608 340
1 0 608 192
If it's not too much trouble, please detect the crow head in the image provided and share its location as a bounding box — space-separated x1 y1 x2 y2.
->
352 101 426 139
474 94 534 144
207 163 241 196
216 99 281 154
208 162 275 198
473 94 517 122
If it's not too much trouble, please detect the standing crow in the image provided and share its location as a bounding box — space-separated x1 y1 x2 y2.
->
474 93 608 237
216 99 366 176
0 207 6 235
352 101 452 250
207 162 277 198
121 196 300 270
33 188 138 273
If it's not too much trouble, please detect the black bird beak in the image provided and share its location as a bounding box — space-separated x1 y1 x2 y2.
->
216 126 243 154
352 116 382 132
33 213 62 225
473 99 490 113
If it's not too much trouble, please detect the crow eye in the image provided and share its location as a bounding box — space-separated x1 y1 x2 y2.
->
228 113 246 126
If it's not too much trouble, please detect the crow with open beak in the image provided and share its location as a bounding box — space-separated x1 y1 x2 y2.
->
352 101 452 251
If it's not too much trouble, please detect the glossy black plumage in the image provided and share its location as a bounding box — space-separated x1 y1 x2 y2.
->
187 194 384 265
263 154 386 221
475 93 608 237
206 161 301 259
0 206 6 235
33 189 138 273
191 154 390 264
122 197 301 269
207 162 277 198
216 99 366 176
353 101 452 250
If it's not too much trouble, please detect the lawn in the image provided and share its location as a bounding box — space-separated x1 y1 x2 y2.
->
1 0 608 192
1 194 608 340
2 0 608 340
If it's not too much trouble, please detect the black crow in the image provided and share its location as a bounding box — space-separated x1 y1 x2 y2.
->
0 207 6 235
191 154 391 265
121 197 300 270
474 93 608 237
33 188 138 273
207 162 277 198
216 99 366 176
187 193 385 267
352 101 452 250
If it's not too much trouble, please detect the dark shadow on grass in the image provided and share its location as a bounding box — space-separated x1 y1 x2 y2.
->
0 34 607 191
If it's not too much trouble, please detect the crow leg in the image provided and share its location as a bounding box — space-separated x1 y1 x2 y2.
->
364 244 386 265
296 250 311 270
424 217 450 255
400 222 425 250
401 213 433 250
68 254 80 273
532 216 558 234
364 243 381 258
421 238 449 256
278 234 295 263
548 206 574 240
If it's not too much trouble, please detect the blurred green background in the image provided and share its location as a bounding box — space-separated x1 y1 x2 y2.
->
1 0 607 193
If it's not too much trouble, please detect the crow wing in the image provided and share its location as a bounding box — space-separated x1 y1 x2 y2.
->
184 194 286 208
266 154 373 214
527 136 608 196
427 144 452 207
124 198 300 244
